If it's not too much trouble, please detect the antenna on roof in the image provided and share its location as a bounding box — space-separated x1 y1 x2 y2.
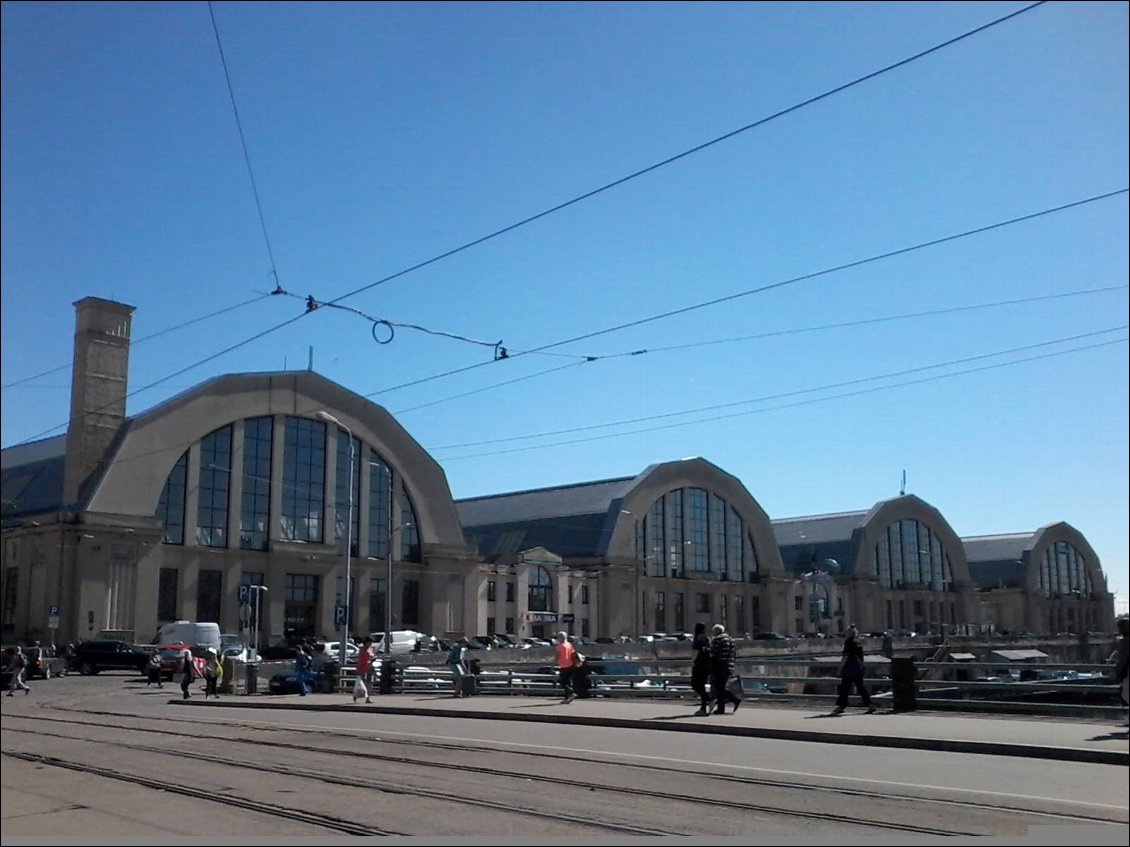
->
900 469 906 496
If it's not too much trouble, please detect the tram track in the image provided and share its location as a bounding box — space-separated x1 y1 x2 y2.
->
7 710 1120 835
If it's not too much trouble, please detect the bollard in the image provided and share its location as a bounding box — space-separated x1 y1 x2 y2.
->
890 656 917 711
379 658 398 695
245 662 259 695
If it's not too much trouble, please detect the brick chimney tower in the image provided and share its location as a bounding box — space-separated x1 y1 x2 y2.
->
63 297 135 506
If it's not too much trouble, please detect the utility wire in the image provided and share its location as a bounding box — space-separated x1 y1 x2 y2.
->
429 325 1128 451
208 1 283 292
387 285 1128 414
0 293 272 390
510 190 1129 359
434 335 1127 460
21 0 1048 419
363 190 1128 398
14 313 308 446
90 0 1048 395
323 1 1048 309
393 361 587 414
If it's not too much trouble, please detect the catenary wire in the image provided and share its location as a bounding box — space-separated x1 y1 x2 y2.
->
0 293 273 391
361 190 1127 399
434 336 1127 461
428 325 1128 451
322 1 1048 309
207 1 282 292
14 0 1047 415
7 188 1124 449
388 285 1128 414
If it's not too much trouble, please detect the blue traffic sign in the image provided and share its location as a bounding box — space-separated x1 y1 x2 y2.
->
334 604 347 629
237 584 250 604
48 604 60 617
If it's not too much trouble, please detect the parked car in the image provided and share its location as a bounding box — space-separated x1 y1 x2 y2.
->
23 648 69 680
155 644 208 680
752 632 789 641
72 640 152 675
315 640 359 660
467 636 495 651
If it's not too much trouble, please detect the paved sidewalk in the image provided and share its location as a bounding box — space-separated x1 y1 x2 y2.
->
182 691 1130 766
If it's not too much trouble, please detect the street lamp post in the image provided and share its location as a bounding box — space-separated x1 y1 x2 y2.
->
620 510 643 638
317 411 354 668
248 585 268 661
385 465 395 656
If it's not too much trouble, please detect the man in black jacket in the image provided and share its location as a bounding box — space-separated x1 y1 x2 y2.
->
832 624 875 714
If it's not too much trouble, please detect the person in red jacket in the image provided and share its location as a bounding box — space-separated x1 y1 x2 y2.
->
554 632 577 704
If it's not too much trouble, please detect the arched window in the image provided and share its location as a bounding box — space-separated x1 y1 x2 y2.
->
197 424 232 548
639 488 756 581
873 520 953 591
1039 541 1090 598
156 451 188 545
528 566 552 612
281 416 326 543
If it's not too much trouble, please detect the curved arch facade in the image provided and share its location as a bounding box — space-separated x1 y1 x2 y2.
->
72 371 472 644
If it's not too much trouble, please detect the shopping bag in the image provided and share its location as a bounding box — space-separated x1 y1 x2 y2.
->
352 677 368 702
726 675 743 699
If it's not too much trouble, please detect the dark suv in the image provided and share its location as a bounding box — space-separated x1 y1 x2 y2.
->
73 640 151 675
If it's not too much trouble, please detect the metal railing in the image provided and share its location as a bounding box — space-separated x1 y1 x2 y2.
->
317 655 1124 719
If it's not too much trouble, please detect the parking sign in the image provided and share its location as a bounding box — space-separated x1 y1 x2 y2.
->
237 584 250 605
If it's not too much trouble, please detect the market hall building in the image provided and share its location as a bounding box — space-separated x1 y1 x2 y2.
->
1 297 479 648
1 297 1117 647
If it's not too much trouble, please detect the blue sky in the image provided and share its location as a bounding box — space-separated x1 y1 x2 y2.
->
2 2 1127 611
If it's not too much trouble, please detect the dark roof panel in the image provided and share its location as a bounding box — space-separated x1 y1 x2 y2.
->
456 476 635 527
772 511 868 546
962 533 1035 564
0 456 65 516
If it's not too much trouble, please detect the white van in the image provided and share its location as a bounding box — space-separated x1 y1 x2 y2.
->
153 621 222 651
368 630 425 655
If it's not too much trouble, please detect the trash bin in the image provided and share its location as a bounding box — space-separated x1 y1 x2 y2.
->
890 657 917 711
379 658 399 695
245 662 259 695
322 660 341 693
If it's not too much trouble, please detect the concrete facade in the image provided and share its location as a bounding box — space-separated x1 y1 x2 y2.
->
0 298 1117 648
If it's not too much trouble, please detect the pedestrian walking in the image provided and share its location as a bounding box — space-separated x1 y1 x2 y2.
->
179 647 199 701
146 651 163 688
294 646 312 696
690 622 713 716
5 646 30 696
354 636 375 703
202 648 222 699
446 638 470 697
554 632 577 704
708 624 742 714
832 624 875 714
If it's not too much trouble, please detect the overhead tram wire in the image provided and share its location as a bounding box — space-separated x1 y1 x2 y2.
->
363 190 1128 399
320 1 1048 310
18 0 1049 431
0 293 273 391
433 335 1128 461
428 325 1129 452
386 285 1129 414
11 187 1125 449
208 1 283 294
